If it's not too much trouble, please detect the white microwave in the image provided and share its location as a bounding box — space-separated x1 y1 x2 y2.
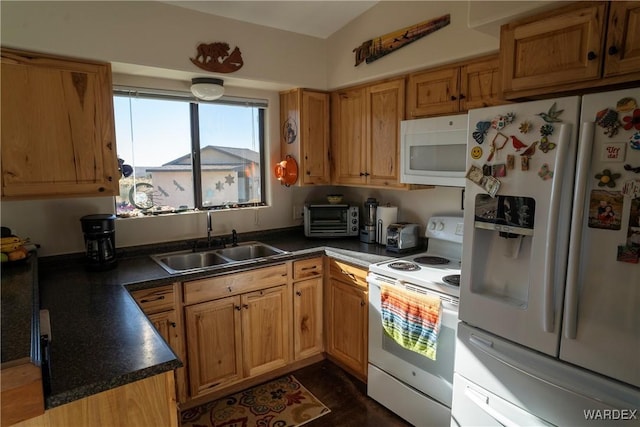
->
400 114 468 187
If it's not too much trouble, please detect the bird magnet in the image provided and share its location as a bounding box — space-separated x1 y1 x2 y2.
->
510 135 528 152
538 102 564 123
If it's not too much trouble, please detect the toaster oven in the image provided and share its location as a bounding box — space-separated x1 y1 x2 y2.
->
304 203 359 237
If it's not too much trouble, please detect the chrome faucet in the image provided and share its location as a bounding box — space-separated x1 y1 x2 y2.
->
231 229 238 247
206 210 213 248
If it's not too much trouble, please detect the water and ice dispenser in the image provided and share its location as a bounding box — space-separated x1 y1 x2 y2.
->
470 194 536 306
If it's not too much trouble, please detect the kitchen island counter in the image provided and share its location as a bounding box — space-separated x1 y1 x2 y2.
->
36 227 418 409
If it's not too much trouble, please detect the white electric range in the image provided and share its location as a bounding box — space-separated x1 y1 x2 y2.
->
366 216 463 426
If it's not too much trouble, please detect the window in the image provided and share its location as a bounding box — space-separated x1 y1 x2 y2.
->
113 89 266 217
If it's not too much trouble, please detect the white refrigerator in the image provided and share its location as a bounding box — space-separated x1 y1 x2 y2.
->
453 89 640 426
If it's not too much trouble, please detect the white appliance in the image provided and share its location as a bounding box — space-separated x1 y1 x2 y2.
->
375 205 398 245
400 114 468 187
453 89 640 426
367 216 463 426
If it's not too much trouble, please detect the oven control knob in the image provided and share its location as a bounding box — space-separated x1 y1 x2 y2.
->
437 222 445 231
428 221 436 230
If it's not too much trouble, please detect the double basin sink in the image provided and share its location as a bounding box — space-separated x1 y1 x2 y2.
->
151 241 289 274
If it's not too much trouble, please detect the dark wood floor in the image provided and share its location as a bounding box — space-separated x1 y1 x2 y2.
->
291 360 412 427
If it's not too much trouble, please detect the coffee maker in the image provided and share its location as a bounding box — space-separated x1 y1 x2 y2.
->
80 214 116 270
360 197 378 243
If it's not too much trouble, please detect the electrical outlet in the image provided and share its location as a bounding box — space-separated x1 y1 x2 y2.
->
293 206 304 220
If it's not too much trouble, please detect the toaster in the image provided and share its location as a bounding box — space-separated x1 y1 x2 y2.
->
386 223 420 252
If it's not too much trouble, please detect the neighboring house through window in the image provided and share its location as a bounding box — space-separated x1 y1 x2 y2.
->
113 89 266 217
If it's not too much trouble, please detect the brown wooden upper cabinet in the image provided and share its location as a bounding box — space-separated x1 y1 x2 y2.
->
1 48 119 199
331 78 405 189
279 89 330 186
500 1 640 99
406 54 503 118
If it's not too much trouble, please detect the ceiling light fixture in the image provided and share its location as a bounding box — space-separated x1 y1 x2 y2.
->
190 77 224 101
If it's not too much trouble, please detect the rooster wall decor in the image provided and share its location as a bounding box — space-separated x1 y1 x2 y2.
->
190 42 243 73
353 14 450 66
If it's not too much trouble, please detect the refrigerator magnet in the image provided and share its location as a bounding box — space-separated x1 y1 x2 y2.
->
621 109 640 131
466 165 501 197
507 155 515 170
629 132 640 150
521 156 530 171
588 190 623 230
470 146 483 159
492 164 507 177
622 180 640 198
595 108 620 137
616 245 639 264
539 136 557 153
601 142 626 162
472 121 491 144
595 169 621 188
538 164 553 180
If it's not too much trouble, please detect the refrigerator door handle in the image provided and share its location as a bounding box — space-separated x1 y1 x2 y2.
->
543 123 572 333
564 122 594 339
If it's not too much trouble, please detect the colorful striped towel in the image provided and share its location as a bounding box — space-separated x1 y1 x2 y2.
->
380 284 442 360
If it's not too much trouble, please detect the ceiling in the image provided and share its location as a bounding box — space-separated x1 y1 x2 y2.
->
163 1 379 39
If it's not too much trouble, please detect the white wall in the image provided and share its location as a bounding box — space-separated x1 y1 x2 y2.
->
0 1 547 256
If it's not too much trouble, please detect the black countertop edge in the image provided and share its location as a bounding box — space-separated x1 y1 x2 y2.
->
45 359 182 408
37 229 424 409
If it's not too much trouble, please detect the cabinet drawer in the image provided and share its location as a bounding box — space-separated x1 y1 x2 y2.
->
293 257 323 280
183 263 288 305
131 284 175 314
328 259 367 289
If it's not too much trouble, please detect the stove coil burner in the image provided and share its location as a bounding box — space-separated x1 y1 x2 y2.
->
414 256 450 265
442 274 460 287
388 261 421 271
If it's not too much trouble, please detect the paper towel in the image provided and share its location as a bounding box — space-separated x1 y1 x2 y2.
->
376 205 398 244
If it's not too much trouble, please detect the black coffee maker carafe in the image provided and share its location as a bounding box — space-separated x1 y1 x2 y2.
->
80 214 116 270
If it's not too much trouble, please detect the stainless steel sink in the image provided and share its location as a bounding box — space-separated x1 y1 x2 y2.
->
151 241 288 274
215 241 286 261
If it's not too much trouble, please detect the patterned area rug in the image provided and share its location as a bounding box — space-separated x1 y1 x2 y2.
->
181 375 331 427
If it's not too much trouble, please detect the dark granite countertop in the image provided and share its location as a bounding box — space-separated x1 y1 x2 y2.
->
1 254 39 365
34 227 423 409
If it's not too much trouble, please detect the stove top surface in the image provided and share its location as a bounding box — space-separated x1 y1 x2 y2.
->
369 250 462 298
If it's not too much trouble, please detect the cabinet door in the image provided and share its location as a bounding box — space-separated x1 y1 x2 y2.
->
241 286 290 377
366 79 405 188
327 278 368 380
331 88 367 185
460 55 505 111
293 277 323 360
500 2 607 95
147 310 188 403
604 2 640 77
185 296 242 396
1 49 118 199
301 91 330 185
406 67 460 118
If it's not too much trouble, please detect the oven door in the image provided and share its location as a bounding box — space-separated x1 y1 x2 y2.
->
367 273 459 407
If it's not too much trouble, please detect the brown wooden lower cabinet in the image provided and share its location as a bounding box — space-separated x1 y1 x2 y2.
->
183 264 291 399
325 258 369 381
11 371 177 427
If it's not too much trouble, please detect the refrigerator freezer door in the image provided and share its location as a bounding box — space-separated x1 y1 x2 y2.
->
452 323 640 426
561 88 640 388
460 97 582 356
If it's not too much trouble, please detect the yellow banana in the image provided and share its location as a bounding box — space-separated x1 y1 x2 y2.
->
1 240 26 252
0 236 21 245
